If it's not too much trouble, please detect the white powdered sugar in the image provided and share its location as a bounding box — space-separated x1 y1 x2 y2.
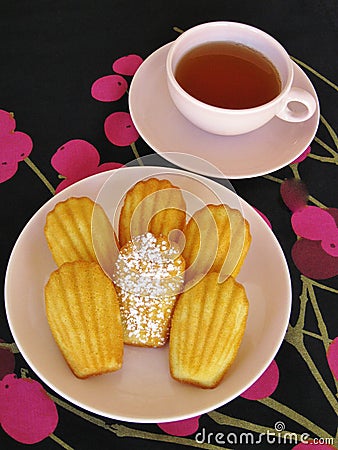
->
112 232 185 345
113 232 184 298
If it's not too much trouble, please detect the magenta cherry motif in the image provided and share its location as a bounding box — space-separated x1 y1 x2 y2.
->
253 207 272 229
0 109 16 133
91 54 142 103
51 139 123 193
157 416 201 436
0 374 58 444
292 443 337 449
327 337 338 380
91 75 128 102
104 111 139 147
292 206 338 258
112 54 143 76
290 145 311 164
91 55 142 149
281 179 338 279
0 109 33 183
240 359 279 400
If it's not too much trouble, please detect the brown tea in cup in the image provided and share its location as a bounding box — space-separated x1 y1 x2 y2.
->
174 41 282 109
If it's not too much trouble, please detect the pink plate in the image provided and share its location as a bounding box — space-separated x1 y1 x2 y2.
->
5 167 291 422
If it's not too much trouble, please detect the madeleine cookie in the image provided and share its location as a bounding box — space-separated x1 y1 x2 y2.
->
112 232 185 347
169 272 249 388
45 261 123 378
44 196 118 267
182 204 251 281
118 178 186 247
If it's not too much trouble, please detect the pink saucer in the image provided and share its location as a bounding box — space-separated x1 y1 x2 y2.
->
129 43 320 178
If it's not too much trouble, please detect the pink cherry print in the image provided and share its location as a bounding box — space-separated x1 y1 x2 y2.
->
291 206 337 241
0 131 33 183
253 207 272 229
112 54 143 76
321 229 338 257
327 337 338 380
0 110 16 135
241 360 279 400
91 75 128 102
293 443 337 449
0 340 15 380
158 416 201 436
104 111 139 146
0 161 19 183
327 207 338 224
95 161 124 173
0 374 58 444
292 239 338 279
0 131 33 161
51 139 123 193
290 145 311 164
280 178 308 213
52 139 100 177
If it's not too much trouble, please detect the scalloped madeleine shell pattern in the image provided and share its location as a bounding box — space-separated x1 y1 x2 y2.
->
44 196 118 267
182 204 252 281
118 178 186 247
45 261 123 379
169 272 249 389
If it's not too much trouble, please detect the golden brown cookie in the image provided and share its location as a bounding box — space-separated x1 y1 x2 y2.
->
45 261 123 378
182 204 251 281
169 272 249 388
44 196 118 267
118 178 186 247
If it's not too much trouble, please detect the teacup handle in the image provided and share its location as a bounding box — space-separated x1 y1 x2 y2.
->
276 87 317 122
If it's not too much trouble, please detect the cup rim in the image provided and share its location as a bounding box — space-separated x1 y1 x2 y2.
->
166 21 294 114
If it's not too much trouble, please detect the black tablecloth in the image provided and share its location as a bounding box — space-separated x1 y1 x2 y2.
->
0 1 337 449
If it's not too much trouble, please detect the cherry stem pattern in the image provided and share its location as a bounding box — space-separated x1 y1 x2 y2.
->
130 141 144 166
24 157 55 195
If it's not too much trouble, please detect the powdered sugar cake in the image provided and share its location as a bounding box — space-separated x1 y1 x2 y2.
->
112 232 185 347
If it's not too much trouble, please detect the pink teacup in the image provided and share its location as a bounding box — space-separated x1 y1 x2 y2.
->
166 22 317 136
